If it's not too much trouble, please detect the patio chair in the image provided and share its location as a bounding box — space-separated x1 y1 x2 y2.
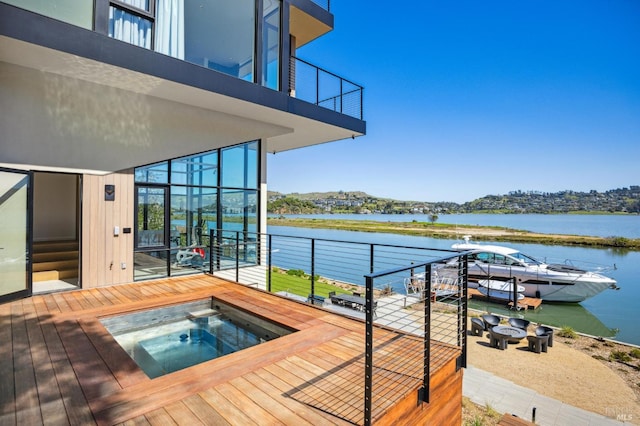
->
481 314 500 328
508 317 531 330
527 334 549 353
535 325 554 347
470 317 485 336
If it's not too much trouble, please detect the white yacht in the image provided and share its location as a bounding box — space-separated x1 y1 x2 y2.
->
447 236 618 303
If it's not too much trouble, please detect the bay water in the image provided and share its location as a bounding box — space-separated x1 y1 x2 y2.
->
269 214 640 346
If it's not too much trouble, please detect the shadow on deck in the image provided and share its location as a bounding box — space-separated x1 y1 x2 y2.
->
0 275 462 425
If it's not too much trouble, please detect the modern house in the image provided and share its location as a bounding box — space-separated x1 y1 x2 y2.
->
0 0 365 301
1 2 467 425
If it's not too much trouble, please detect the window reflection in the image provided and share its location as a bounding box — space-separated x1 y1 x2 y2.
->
221 141 258 189
134 141 259 280
262 0 280 89
183 0 255 80
135 161 169 183
108 0 274 85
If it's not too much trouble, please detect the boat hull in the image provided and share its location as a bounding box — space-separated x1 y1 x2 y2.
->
477 285 524 301
467 267 616 302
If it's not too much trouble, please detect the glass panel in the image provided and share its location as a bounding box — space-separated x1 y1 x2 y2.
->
134 250 168 280
171 248 207 275
182 0 255 81
262 0 280 90
171 151 218 187
109 6 153 49
219 189 257 268
119 0 151 12
0 171 29 297
221 189 257 233
221 142 258 189
3 0 93 29
135 161 169 183
171 186 216 248
137 187 166 248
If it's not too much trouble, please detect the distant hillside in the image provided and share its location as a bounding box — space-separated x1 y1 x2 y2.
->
267 187 640 215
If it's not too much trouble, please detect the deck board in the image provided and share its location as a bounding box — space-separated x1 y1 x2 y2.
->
180 394 231 426
2 275 461 425
22 299 69 426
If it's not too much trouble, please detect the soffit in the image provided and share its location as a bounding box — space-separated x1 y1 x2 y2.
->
0 36 363 172
290 5 332 46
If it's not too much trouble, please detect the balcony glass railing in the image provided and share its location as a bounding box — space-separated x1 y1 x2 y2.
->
291 56 364 120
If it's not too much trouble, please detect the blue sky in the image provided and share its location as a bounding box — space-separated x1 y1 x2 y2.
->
267 1 640 203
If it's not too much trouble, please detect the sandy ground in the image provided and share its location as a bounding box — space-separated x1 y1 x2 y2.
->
467 320 640 423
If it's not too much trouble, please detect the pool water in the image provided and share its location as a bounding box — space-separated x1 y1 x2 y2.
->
100 299 292 378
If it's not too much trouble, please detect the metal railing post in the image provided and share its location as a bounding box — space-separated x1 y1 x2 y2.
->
316 67 320 106
267 234 273 292
421 264 432 403
208 229 214 274
340 78 343 114
364 275 374 426
460 254 469 369
311 238 315 297
369 244 374 274
235 231 240 282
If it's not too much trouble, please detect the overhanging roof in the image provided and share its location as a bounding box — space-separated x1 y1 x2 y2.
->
0 5 365 174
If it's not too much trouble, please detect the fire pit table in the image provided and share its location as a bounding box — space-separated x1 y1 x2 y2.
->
489 325 527 350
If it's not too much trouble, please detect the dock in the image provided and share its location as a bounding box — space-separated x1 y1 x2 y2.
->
468 288 543 310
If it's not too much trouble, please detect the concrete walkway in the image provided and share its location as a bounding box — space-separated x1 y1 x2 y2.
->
464 365 629 425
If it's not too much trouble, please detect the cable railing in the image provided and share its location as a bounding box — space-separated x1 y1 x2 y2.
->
363 255 468 425
290 56 363 120
206 230 468 425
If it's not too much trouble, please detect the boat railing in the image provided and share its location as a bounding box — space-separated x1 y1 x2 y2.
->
544 257 617 274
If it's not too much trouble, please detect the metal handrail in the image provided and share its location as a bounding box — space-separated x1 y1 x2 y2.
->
206 230 468 424
363 253 469 425
290 56 364 120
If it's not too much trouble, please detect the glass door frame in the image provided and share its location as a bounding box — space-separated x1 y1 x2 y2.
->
0 167 33 303
134 183 171 280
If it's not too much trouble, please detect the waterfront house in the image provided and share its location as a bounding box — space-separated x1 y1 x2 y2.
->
0 2 465 424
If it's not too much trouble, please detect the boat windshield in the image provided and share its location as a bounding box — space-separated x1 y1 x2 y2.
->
511 252 542 265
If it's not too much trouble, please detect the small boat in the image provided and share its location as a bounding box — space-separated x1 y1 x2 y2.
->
444 236 618 303
477 279 524 301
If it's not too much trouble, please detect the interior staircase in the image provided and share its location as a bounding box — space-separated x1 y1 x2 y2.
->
32 241 79 282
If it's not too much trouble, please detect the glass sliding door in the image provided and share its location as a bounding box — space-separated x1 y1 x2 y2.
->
0 168 31 302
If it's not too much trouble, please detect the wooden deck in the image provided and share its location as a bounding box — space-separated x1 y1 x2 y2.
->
0 275 462 425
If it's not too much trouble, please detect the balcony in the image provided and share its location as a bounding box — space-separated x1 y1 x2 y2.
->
291 56 364 120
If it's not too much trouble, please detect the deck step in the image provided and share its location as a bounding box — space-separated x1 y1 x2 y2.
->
32 259 78 273
188 309 219 319
33 268 78 282
32 240 79 283
32 250 79 263
33 240 79 253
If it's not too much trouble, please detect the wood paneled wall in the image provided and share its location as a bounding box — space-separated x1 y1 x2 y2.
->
81 171 134 288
